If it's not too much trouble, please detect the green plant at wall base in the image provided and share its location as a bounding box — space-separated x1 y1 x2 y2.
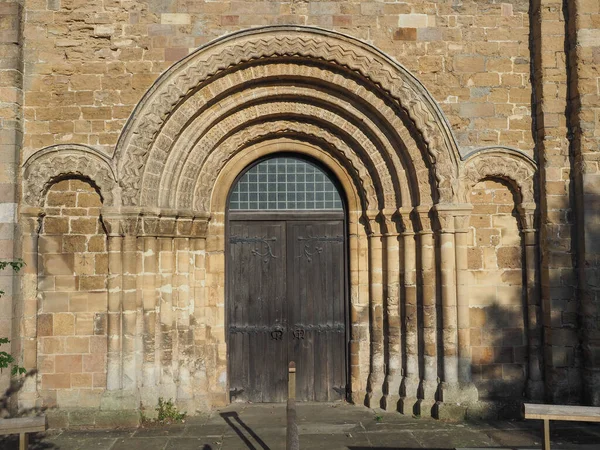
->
156 397 186 423
0 259 27 376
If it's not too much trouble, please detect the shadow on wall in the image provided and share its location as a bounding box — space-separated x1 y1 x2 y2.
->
470 300 528 405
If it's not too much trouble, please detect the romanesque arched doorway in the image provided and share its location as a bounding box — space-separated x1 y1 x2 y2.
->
226 155 348 402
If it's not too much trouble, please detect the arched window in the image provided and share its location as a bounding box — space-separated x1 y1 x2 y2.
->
228 156 343 210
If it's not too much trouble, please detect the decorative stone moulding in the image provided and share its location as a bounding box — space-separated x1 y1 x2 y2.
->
22 144 118 208
113 25 462 209
101 208 210 238
461 147 537 205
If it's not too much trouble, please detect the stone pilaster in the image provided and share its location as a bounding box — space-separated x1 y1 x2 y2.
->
106 232 123 392
565 0 600 406
454 208 473 385
174 236 193 407
532 0 580 403
416 206 437 415
519 204 544 401
434 204 477 419
366 210 385 408
398 207 419 414
382 210 401 411
16 211 42 410
141 236 157 390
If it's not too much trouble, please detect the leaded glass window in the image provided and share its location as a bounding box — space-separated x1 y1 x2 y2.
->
229 156 343 210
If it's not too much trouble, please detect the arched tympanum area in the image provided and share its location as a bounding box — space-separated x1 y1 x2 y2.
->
18 27 542 419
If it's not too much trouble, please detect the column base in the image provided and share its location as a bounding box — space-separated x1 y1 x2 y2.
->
414 380 438 417
381 372 402 411
432 382 478 420
398 376 420 415
365 390 385 409
100 390 139 411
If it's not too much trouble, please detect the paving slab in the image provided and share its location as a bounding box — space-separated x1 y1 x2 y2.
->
2 403 600 449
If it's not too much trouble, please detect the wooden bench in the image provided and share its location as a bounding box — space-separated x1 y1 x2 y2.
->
0 416 47 450
523 403 600 450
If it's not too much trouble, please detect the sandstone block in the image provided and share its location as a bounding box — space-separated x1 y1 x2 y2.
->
454 55 486 73
55 355 82 373
42 373 70 389
65 336 90 353
54 313 75 336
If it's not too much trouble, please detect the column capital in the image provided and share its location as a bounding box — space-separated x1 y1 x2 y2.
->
517 202 536 231
101 207 210 238
434 203 473 232
415 205 434 234
365 209 383 236
398 207 415 234
381 209 400 236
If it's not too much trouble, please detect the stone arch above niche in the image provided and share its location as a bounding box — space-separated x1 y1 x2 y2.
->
22 144 118 208
461 147 536 205
114 25 462 208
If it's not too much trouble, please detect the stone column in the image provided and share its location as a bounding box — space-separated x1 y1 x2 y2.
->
141 235 158 389
399 207 419 414
435 206 459 403
191 234 208 401
121 230 138 391
519 203 544 400
106 232 123 391
435 205 477 418
16 211 42 409
382 210 401 411
348 212 368 403
174 233 193 405
454 209 473 385
416 206 437 414
367 210 385 408
158 236 175 391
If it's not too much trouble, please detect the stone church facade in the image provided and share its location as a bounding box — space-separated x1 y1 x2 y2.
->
0 0 599 424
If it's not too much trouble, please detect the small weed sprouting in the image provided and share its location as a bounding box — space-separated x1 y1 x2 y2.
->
155 397 186 424
374 414 383 423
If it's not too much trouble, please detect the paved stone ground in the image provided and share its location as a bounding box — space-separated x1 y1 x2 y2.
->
1 403 600 449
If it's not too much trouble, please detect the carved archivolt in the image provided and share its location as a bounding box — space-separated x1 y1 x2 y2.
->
191 122 381 212
461 148 536 205
22 145 117 207
115 26 460 206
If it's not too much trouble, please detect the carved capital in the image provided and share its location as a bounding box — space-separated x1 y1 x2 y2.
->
398 207 415 234
415 205 434 234
434 204 472 232
517 202 537 232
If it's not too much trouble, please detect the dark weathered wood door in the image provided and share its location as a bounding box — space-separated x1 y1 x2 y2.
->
227 214 346 403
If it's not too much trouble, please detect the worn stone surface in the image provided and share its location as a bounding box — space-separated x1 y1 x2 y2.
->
3 403 600 449
3 0 599 421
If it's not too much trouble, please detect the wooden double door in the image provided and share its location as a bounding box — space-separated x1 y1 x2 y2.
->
227 212 347 403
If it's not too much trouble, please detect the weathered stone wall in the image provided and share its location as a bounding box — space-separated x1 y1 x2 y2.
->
38 179 107 408
6 0 600 423
20 0 533 157
468 179 526 400
0 0 22 392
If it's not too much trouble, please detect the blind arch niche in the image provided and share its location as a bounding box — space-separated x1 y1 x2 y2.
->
228 155 344 211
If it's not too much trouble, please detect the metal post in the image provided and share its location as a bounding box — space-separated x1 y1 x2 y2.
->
287 361 299 450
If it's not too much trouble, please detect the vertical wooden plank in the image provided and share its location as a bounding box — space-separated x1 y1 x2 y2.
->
19 432 28 450
228 220 286 402
543 419 551 450
288 219 345 402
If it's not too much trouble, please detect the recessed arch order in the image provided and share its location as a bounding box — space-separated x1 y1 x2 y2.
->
113 25 463 214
